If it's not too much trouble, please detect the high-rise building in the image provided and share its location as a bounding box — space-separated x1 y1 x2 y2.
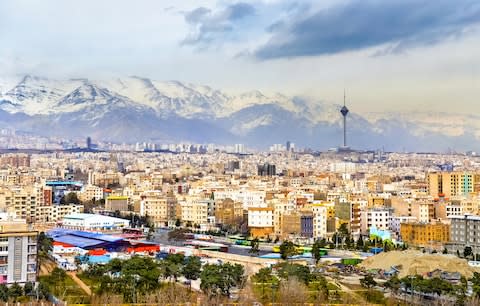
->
86 137 92 150
257 163 276 176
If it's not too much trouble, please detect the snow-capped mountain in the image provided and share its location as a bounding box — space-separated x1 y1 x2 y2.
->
0 75 477 152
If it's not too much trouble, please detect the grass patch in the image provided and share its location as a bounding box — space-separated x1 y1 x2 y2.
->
358 289 387 305
39 274 90 304
77 273 101 292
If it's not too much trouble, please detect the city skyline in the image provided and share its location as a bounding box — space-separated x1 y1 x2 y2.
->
1 0 479 114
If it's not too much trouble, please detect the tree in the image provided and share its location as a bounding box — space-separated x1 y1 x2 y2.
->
159 260 182 282
312 239 323 263
121 256 162 300
464 246 473 259
38 232 53 257
249 237 260 256
64 192 81 204
384 275 401 294
470 272 480 297
279 240 297 260
182 256 202 281
276 263 311 285
338 223 349 237
251 267 278 302
200 263 245 296
360 274 377 289
165 253 185 265
0 284 8 302
356 235 364 250
24 282 35 297
175 218 181 227
8 283 23 302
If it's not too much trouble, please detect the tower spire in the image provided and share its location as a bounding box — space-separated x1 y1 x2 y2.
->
340 90 349 148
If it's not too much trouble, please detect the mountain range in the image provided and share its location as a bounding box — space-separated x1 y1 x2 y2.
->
0 75 477 152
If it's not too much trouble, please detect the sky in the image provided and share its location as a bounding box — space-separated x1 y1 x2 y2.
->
1 0 480 114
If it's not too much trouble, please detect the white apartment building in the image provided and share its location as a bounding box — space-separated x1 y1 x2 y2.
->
0 219 37 285
360 208 392 235
214 189 266 210
248 208 274 228
311 205 328 239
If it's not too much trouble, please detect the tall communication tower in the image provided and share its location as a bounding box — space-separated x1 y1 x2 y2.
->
340 90 349 148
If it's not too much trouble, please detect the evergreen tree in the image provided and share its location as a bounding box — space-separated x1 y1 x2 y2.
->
279 240 297 260
249 237 260 256
356 235 364 250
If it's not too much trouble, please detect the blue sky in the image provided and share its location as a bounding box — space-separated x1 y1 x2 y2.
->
1 0 480 113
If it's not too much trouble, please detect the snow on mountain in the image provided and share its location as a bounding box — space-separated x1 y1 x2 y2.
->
0 74 478 151
1 75 82 115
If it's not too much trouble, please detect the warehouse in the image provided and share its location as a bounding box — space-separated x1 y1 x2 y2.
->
60 213 130 231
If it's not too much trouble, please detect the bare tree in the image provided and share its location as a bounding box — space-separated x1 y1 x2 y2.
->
277 278 308 304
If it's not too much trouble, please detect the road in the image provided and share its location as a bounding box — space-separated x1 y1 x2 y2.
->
67 271 92 296
151 230 271 257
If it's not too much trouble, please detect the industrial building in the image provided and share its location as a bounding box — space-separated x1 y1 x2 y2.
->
60 213 130 231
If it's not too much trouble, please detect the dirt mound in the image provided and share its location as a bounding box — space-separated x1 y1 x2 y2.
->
360 250 478 278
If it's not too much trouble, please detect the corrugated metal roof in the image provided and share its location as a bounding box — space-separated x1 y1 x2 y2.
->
47 228 123 243
54 235 105 249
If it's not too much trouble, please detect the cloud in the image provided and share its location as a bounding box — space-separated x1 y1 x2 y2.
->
255 0 480 59
182 2 255 46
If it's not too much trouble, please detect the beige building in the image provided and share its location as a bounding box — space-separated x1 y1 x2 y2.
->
35 204 83 224
140 193 168 227
105 196 129 212
0 189 37 223
427 172 476 198
215 198 243 228
180 196 208 226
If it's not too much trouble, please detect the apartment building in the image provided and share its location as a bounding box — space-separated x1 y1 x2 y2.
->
427 172 476 198
360 208 392 235
215 198 243 228
105 196 130 212
448 215 480 255
248 207 274 238
311 204 328 239
140 193 168 227
0 219 37 285
36 204 83 223
180 196 208 227
400 221 450 247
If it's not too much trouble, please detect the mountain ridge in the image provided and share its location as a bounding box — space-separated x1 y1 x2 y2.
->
0 75 478 152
